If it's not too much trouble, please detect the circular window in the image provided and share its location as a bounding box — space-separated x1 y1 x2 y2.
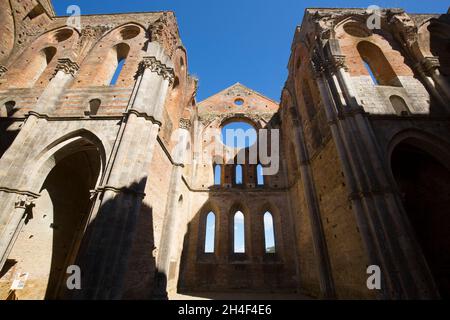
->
234 98 244 106
120 26 141 40
221 121 257 148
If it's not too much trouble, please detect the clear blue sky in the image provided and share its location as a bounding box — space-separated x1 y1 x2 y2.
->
52 1 448 102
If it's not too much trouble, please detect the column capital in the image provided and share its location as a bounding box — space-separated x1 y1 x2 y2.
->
14 194 35 210
179 118 191 129
329 55 349 72
137 56 175 85
0 65 7 78
420 56 440 76
53 58 80 77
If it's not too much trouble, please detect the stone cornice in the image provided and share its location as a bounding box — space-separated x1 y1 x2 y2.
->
137 56 175 85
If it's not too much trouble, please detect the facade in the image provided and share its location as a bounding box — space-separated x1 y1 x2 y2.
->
0 1 448 300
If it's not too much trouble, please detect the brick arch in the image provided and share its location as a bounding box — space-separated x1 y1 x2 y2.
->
335 20 414 80
73 23 147 88
3 26 80 89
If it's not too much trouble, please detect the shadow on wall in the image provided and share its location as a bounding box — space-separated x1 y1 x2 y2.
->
62 178 158 300
0 107 21 159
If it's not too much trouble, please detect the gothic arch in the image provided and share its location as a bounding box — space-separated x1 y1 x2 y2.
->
74 23 147 87
387 129 450 298
27 129 106 193
1 129 105 299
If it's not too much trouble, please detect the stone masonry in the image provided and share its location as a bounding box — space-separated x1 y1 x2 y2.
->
0 1 449 300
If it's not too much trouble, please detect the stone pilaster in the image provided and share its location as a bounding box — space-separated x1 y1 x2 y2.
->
34 58 79 115
131 42 174 123
154 118 190 299
72 43 175 300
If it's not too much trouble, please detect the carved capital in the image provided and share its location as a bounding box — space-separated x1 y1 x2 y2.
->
179 118 191 129
331 55 349 72
421 57 440 76
137 56 175 85
53 58 80 77
0 65 7 78
15 195 35 210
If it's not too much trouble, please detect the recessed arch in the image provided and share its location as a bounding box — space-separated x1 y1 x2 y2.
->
389 134 450 298
357 41 401 87
1 129 105 299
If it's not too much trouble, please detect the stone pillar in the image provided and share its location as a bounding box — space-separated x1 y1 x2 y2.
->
73 44 175 300
0 194 36 271
0 65 7 78
420 57 450 110
34 58 79 114
131 42 174 122
154 118 190 299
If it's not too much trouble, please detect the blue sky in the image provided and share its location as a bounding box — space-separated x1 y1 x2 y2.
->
52 1 448 102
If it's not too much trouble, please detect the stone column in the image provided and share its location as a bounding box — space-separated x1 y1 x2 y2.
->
73 44 175 300
34 58 79 115
154 118 190 299
420 57 450 110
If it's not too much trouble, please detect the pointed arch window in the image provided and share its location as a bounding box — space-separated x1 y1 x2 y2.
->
108 43 130 86
26 46 57 87
357 41 401 87
204 212 215 253
234 211 245 253
264 212 276 253
214 164 221 186
257 164 264 186
235 165 243 185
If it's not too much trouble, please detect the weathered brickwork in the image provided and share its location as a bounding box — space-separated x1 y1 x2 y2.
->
0 2 449 300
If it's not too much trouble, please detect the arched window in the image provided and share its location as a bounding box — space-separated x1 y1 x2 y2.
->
205 211 215 253
363 61 378 85
357 41 401 87
264 212 276 253
88 99 101 115
108 43 130 86
235 164 243 185
221 121 257 149
234 211 245 253
26 46 57 87
257 164 264 186
389 95 410 115
214 164 221 185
